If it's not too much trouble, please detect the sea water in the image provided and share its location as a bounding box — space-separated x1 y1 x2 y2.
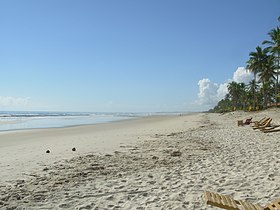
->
0 111 142 132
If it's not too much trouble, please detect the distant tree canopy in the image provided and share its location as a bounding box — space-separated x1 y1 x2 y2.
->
210 16 280 113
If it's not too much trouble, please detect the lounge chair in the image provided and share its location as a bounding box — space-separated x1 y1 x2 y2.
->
252 118 272 130
251 117 269 127
204 191 280 210
262 126 280 133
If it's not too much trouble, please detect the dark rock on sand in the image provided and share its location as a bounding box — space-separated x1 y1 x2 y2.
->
170 151 182 157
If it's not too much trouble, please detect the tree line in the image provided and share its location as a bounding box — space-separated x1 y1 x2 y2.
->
211 17 280 113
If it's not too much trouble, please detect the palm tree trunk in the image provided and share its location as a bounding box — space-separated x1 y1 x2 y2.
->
276 73 278 105
253 74 256 110
263 82 266 109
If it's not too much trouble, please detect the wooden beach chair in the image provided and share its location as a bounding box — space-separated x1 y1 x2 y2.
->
252 118 272 130
262 126 280 133
203 191 280 210
252 117 269 127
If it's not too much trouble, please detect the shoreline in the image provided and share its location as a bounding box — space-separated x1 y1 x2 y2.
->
0 112 198 137
0 116 138 134
0 112 195 133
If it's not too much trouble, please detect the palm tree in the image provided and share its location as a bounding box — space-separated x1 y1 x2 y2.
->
258 55 277 107
239 83 248 111
213 95 231 113
262 26 280 104
227 81 244 110
246 46 270 110
247 79 259 110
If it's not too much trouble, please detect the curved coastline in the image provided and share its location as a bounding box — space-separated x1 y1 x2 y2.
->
0 113 201 182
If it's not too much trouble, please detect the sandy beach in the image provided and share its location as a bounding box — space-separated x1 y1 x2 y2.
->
0 110 280 209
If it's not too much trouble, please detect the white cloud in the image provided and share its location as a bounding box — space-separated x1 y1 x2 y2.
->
196 67 253 109
197 79 228 107
197 78 218 106
233 67 253 84
0 96 30 107
217 83 229 100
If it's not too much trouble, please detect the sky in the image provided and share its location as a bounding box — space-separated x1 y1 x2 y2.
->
0 0 279 112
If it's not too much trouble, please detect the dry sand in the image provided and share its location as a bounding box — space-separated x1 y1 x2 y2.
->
0 110 280 209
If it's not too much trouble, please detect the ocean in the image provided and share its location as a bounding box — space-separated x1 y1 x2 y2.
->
0 111 142 132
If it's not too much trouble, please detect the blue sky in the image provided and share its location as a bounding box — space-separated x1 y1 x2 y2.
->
0 0 279 112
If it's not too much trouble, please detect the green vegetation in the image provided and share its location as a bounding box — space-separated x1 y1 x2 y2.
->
211 17 280 113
